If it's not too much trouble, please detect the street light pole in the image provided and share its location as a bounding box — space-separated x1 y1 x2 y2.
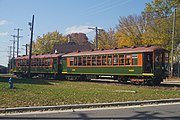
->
88 27 103 50
171 8 176 77
28 15 34 78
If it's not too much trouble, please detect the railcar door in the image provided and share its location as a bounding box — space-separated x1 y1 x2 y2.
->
58 57 62 74
143 52 153 73
154 51 169 78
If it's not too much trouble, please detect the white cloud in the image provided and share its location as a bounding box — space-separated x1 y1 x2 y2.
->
65 25 94 35
0 20 8 26
0 32 8 36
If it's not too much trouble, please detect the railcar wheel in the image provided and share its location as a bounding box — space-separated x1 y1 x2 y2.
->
153 78 161 86
117 76 128 84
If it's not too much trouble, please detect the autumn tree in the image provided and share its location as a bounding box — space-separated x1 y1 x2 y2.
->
32 31 67 54
142 0 180 54
98 28 118 49
115 14 145 47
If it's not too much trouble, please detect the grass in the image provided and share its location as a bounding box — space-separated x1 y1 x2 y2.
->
0 77 180 108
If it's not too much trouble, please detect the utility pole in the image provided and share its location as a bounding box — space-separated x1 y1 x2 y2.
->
28 15 35 78
88 27 103 50
10 35 16 70
22 44 29 55
171 8 176 77
14 28 23 57
8 46 12 73
10 35 16 59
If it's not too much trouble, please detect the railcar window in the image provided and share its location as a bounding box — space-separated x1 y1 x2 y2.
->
119 55 124 65
21 60 23 66
125 55 131 65
108 56 112 65
19 60 22 66
113 55 118 65
25 60 28 66
26 60 28 66
34 59 37 66
165 53 169 71
87 56 91 66
40 59 43 66
102 56 107 65
43 59 45 66
17 60 20 66
165 53 169 62
21 60 24 66
39 59 41 66
97 56 101 66
82 57 86 66
20 60 22 66
132 54 138 65
160 53 163 62
42 59 44 66
36 59 38 66
44 59 46 66
31 59 34 66
155 53 162 62
70 57 74 66
74 57 77 66
92 56 96 66
78 57 82 66
47 58 51 66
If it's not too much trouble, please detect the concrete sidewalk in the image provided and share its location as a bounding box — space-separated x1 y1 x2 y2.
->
162 80 180 84
0 98 180 114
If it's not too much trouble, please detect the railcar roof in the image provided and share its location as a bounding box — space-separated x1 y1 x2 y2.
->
15 53 64 60
62 46 169 57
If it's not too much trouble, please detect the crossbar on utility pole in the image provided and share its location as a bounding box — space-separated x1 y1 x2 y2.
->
171 8 176 77
28 15 34 78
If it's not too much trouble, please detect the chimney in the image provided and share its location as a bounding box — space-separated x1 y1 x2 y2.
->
55 49 58 53
67 35 71 43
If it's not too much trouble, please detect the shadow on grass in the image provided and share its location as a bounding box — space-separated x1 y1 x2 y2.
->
0 77 60 85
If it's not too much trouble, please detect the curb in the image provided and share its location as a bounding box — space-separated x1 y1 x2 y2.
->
1 98 180 113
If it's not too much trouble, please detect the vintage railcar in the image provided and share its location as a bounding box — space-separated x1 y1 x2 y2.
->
13 53 63 78
61 46 169 85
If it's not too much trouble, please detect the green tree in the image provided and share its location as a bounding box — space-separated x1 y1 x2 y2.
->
32 31 67 54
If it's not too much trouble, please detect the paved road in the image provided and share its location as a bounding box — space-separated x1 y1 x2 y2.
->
1 103 180 120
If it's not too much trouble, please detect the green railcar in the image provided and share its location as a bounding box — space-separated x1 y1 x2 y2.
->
13 53 63 78
61 46 169 85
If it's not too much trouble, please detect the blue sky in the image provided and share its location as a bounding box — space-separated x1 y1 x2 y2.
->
0 0 152 67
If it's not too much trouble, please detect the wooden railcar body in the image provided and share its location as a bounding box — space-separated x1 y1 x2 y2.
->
13 46 169 85
61 46 169 85
14 53 63 78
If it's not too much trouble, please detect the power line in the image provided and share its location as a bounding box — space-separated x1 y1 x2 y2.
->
90 0 131 16
82 0 130 17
